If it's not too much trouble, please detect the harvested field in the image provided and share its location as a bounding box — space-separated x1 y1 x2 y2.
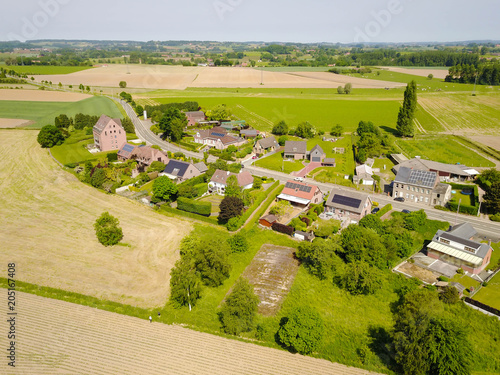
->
0 89 91 102
9 291 377 375
34 64 406 90
382 67 449 79
469 136 500 151
0 130 191 308
0 118 33 128
241 244 299 316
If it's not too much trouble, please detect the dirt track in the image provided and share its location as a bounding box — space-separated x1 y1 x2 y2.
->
0 131 191 308
9 291 379 374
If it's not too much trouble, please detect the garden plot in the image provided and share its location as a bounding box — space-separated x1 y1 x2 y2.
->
241 244 299 316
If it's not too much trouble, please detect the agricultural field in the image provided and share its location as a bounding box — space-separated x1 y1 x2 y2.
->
0 118 32 128
0 88 91 101
395 135 495 167
12 292 372 375
0 95 123 129
0 130 191 308
6 65 94 75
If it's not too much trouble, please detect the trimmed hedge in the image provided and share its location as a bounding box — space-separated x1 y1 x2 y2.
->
177 197 211 216
106 152 118 162
447 201 478 216
376 204 392 218
159 205 218 225
233 181 280 230
246 184 285 230
272 222 294 235
194 183 208 196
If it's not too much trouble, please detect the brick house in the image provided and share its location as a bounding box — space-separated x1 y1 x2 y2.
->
160 160 201 183
426 223 493 274
392 166 452 206
208 169 254 194
324 188 372 222
185 111 205 127
193 126 246 150
117 144 169 166
93 114 127 152
254 136 279 155
276 180 324 208
284 141 307 160
309 144 326 162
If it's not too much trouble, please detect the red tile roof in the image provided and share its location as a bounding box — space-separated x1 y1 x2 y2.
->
281 180 318 200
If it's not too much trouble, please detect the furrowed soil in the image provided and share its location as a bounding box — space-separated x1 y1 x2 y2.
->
0 130 191 308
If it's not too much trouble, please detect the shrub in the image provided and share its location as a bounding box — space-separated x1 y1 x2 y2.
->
439 286 460 304
438 276 449 282
300 216 311 226
278 306 324 354
90 168 107 188
94 212 123 246
37 125 64 148
177 197 211 216
227 234 249 253
106 152 118 162
456 268 464 275
490 213 500 222
226 217 241 231
307 212 318 221
152 176 178 202
375 204 392 217
290 217 307 231
272 222 294 235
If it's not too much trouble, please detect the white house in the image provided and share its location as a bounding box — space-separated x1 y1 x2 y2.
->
208 169 254 195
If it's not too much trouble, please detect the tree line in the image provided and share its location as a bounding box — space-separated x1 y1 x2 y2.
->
445 62 500 86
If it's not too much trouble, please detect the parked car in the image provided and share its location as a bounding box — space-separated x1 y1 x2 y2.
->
294 177 304 182
402 209 411 214
394 197 405 202
371 207 380 214
252 156 257 159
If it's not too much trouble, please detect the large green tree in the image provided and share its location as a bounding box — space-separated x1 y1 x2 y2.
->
295 121 315 138
278 306 324 354
272 120 288 135
484 181 500 214
336 261 383 295
224 175 241 198
152 176 178 202
218 278 259 335
396 80 417 137
159 107 187 140
218 196 244 224
169 258 201 311
37 125 65 148
94 212 123 246
206 104 231 121
192 238 231 287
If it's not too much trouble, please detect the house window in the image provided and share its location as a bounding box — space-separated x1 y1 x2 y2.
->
426 189 430 194
410 194 414 200
421 188 424 193
406 186 409 190
420 196 423 202
425 197 429 203
440 238 450 245
464 246 476 253
105 131 107 135
406 193 409 199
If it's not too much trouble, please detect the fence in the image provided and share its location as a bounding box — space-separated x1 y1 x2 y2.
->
464 297 500 318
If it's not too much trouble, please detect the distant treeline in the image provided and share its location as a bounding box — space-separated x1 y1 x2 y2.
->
445 63 500 85
144 101 199 117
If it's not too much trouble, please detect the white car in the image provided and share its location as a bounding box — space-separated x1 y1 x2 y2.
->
294 177 304 182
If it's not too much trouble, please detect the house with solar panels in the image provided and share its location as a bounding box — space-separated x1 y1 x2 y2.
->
160 160 201 183
392 166 451 206
325 188 372 223
193 126 246 150
427 223 493 275
276 181 324 209
93 114 127 152
117 144 169 166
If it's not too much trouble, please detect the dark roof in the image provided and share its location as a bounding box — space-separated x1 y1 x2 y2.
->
163 160 190 177
310 144 325 155
285 181 312 193
434 223 491 259
257 137 278 149
440 232 481 250
284 141 307 155
240 129 259 137
449 223 477 239
325 188 370 214
395 166 437 188
118 143 136 159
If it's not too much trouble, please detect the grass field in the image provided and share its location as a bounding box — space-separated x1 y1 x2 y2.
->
6 65 94 75
255 152 305 173
0 96 123 129
0 130 191 308
474 271 500 310
396 136 495 167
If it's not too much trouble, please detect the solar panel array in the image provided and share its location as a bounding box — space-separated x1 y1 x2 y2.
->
408 170 436 188
211 132 226 137
122 144 135 153
285 181 312 193
331 194 361 209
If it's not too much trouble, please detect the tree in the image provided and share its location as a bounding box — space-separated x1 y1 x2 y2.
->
79 83 84 91
337 85 344 94
296 239 343 280
225 175 241 198
94 212 123 246
37 125 64 148
439 286 460 304
396 80 417 137
206 104 231 121
218 278 259 335
278 306 324 354
121 117 135 134
150 124 161 134
147 161 166 173
295 121 315 138
427 74 433 80
54 114 71 128
90 167 107 188
169 258 201 311
152 176 178 202
330 124 343 136
484 181 500 214
227 233 249 253
119 81 127 88
151 110 163 123
272 120 288 135
278 135 288 146
337 261 383 295
170 117 185 142
135 105 144 116
159 108 187 140
192 238 231 287
218 196 244 224
344 82 352 94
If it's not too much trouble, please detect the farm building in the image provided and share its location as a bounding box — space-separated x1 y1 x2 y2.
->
392 157 478 182
208 169 254 195
277 180 323 209
254 136 279 155
193 126 245 150
185 111 205 127
284 141 307 160
426 223 493 275
393 166 452 206
309 144 326 162
259 214 278 228
324 188 372 223
93 114 127 152
160 160 201 183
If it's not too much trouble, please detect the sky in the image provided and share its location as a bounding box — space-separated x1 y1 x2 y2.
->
1 0 499 44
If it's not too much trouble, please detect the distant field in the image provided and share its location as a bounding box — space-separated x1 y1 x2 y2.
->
396 136 495 167
7 65 94 75
0 96 122 128
255 67 331 72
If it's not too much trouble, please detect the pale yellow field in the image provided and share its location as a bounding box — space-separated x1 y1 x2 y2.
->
34 64 406 90
11 291 378 374
0 89 91 101
0 130 191 308
382 66 449 79
0 118 32 128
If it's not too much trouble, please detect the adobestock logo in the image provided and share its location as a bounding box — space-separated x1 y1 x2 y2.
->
213 0 243 21
353 0 408 43
8 0 71 43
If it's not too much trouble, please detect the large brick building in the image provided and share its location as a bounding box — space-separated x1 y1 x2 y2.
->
93 115 127 152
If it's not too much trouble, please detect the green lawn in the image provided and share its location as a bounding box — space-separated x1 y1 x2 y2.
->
473 270 500 310
486 242 500 271
198 194 224 213
50 130 114 165
0 96 123 129
450 274 481 292
396 136 495 167
255 152 305 174
7 65 94 75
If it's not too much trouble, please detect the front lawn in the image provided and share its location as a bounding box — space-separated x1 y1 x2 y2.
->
255 152 304 173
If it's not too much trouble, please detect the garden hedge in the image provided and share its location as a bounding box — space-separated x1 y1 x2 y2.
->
272 222 294 235
376 204 392 217
177 197 212 217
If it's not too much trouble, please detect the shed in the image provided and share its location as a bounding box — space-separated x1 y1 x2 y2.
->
293 231 315 242
259 214 278 228
322 158 336 167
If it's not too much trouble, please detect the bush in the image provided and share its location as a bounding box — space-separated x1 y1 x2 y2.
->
90 168 107 188
290 217 307 231
272 222 294 235
375 204 392 217
300 216 311 226
490 213 500 222
439 286 460 304
438 276 449 282
227 234 249 253
37 125 64 148
278 306 324 354
226 217 241 231
456 268 464 275
106 152 118 162
94 212 123 246
177 197 211 216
